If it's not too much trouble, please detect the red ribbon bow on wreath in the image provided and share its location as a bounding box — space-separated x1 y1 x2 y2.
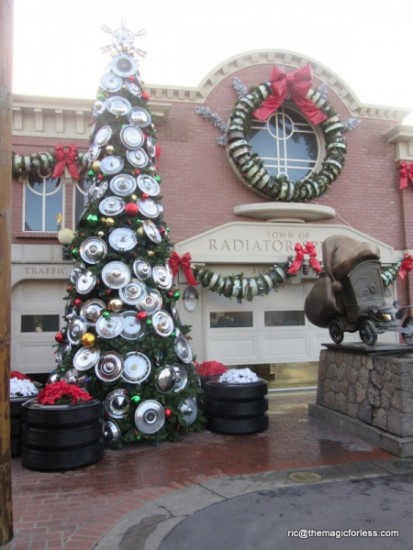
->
398 253 413 280
398 161 413 190
168 251 198 286
52 144 80 180
253 65 328 125
288 242 322 275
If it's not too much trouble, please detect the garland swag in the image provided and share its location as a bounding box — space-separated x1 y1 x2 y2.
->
192 259 406 302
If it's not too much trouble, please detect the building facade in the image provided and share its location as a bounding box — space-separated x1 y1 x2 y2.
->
11 49 413 375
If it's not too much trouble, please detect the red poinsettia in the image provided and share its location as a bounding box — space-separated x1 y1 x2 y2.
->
37 381 92 405
10 370 30 380
195 361 227 377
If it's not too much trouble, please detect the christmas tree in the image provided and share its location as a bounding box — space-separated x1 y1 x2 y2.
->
53 25 202 446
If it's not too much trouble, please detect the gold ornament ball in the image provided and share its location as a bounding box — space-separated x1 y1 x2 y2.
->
97 231 105 238
147 250 155 257
131 194 138 201
81 332 96 347
136 227 144 237
105 145 114 154
108 298 123 312
92 160 101 172
105 217 115 226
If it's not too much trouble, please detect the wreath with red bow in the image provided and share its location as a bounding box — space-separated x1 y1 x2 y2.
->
226 65 347 202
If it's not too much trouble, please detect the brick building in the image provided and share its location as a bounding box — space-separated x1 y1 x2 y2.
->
11 49 413 376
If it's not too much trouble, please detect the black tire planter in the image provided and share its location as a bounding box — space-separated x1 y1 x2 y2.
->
22 421 102 449
206 414 269 435
21 442 105 471
203 379 269 435
205 397 268 417
21 398 104 471
204 379 268 401
22 399 102 426
10 395 37 457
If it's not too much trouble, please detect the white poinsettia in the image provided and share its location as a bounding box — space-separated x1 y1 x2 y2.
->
218 368 259 384
10 377 38 397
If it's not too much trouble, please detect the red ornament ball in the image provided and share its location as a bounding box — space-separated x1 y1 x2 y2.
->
55 331 65 343
142 91 150 101
165 408 173 418
73 298 82 307
137 311 147 321
125 202 139 216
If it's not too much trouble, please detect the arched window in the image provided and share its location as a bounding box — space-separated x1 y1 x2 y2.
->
23 175 63 232
247 106 321 182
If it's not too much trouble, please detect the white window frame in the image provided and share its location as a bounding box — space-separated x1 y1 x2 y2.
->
249 105 324 181
23 175 65 232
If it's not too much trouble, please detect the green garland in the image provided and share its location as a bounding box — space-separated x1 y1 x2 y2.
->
226 83 346 202
192 261 403 302
194 263 288 301
381 262 402 287
12 150 89 178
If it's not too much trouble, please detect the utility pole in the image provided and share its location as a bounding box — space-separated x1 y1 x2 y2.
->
0 0 14 545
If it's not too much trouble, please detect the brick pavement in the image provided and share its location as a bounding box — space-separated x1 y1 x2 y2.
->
2 391 393 550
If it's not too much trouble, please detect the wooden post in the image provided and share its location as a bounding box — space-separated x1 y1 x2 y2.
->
0 0 14 545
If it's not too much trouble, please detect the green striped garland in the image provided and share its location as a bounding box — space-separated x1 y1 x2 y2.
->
193 261 403 302
12 151 89 178
192 263 289 301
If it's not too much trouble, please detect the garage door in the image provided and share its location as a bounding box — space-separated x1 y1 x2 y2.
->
204 281 397 365
11 280 67 375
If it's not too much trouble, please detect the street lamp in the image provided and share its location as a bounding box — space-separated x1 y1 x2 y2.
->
57 228 75 260
183 285 199 312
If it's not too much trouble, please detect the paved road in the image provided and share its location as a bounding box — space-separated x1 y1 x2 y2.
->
94 459 413 550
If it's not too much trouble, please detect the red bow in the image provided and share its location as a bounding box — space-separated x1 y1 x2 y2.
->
254 65 328 125
398 161 413 190
52 144 80 180
288 242 322 275
168 251 197 286
399 253 413 280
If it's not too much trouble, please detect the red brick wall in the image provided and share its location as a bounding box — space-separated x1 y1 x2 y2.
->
155 65 404 253
11 63 408 254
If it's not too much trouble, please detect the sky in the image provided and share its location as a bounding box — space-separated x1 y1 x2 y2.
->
12 0 413 122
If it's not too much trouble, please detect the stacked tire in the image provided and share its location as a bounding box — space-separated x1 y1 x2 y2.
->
203 379 269 434
21 398 104 471
10 396 35 457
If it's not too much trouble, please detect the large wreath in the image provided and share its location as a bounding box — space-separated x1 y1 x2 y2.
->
226 65 347 202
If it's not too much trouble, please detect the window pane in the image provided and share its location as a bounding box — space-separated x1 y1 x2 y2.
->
249 126 275 158
264 311 305 327
210 311 253 328
24 177 63 232
247 107 319 182
44 178 61 194
21 315 60 332
45 185 63 231
24 189 43 231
